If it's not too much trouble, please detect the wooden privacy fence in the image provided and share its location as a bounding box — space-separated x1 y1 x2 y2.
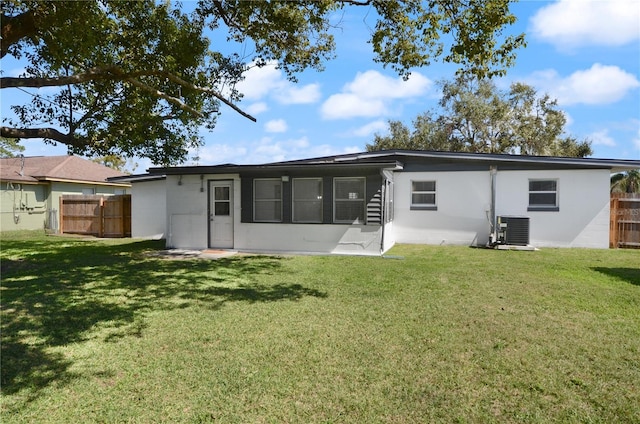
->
610 193 640 248
60 195 131 237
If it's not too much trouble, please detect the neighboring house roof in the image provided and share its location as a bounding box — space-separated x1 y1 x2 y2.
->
0 155 130 185
146 150 640 175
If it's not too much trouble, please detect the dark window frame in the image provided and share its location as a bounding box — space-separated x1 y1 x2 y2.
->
528 179 559 212
253 178 283 222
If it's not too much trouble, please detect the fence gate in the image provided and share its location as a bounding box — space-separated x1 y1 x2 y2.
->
610 193 640 248
60 195 131 237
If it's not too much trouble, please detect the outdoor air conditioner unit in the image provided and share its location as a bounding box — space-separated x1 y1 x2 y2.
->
496 216 530 246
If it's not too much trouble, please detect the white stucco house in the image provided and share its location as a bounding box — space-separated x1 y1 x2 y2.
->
111 150 640 255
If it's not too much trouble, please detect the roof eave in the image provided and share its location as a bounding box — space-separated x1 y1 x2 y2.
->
149 160 403 175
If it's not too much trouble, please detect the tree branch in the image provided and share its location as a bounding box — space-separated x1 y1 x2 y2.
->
0 126 84 148
0 66 256 121
0 66 118 88
1 10 37 58
163 73 256 122
124 77 205 118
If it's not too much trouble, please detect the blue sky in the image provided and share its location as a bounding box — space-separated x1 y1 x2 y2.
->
3 0 639 171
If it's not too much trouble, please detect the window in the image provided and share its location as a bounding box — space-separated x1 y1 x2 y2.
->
254 179 282 222
411 180 437 210
81 187 95 195
214 186 231 216
293 178 322 223
528 179 558 211
334 177 366 224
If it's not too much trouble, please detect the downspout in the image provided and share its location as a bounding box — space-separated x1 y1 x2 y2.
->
489 165 498 246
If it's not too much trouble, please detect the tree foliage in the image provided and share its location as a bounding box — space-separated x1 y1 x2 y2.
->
0 136 25 157
91 154 138 174
1 0 525 164
611 170 640 194
368 75 593 157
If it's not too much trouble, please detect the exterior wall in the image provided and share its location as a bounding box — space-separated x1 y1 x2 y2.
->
161 167 612 252
495 169 610 248
165 174 237 249
382 221 395 253
393 171 492 246
0 183 48 231
131 179 166 238
164 174 386 254
234 223 383 255
392 168 610 249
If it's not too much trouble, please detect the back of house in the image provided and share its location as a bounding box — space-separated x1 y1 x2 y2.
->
115 150 640 254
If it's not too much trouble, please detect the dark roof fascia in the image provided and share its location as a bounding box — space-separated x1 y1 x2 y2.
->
148 160 403 175
146 150 639 176
107 174 166 183
342 150 640 171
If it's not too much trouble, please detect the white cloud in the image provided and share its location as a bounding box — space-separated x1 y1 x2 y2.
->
530 0 640 49
193 136 361 165
345 70 432 99
345 120 389 138
321 93 387 119
195 144 249 165
247 136 311 163
588 130 616 147
246 102 268 115
527 64 640 105
274 83 321 105
236 60 321 105
264 119 288 133
236 63 282 101
321 70 432 120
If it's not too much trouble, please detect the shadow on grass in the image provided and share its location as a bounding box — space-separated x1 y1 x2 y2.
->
592 267 640 286
1 236 327 399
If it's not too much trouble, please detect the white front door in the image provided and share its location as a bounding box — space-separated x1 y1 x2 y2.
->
209 181 233 248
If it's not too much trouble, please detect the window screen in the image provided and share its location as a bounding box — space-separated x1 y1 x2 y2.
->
411 180 436 207
528 179 558 209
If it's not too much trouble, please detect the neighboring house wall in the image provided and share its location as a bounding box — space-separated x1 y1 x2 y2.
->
495 169 610 248
48 181 128 219
131 179 166 238
393 170 492 246
1 181 130 233
0 183 49 231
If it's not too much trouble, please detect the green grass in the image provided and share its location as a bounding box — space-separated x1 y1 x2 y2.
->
1 230 639 423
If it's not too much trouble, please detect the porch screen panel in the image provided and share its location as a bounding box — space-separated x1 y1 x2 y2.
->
293 178 322 223
334 177 365 224
254 179 282 222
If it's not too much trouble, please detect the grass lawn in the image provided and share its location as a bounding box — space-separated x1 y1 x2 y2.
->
1 231 639 423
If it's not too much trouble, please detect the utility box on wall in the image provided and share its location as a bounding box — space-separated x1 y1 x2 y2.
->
497 216 530 246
